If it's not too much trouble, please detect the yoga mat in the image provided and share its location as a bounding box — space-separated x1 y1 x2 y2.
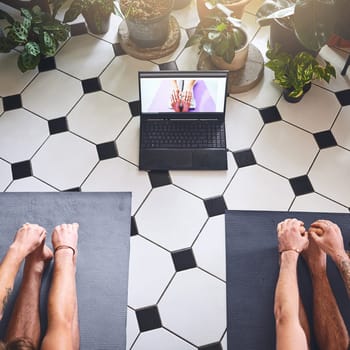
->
0 192 131 350
225 210 350 350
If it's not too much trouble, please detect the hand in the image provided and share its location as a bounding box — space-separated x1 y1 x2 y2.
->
277 218 309 253
309 220 346 262
12 223 46 258
52 223 79 251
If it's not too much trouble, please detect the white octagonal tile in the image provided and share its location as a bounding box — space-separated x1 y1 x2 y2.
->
0 159 12 191
252 121 319 178
55 34 114 80
116 117 140 166
170 152 237 199
309 147 350 207
81 157 151 214
172 0 199 29
135 185 208 251
67 91 132 144
0 109 49 163
193 215 226 281
176 44 201 71
291 193 348 213
21 70 83 120
6 177 57 192
225 97 264 152
100 55 159 102
132 328 196 350
221 332 227 350
128 235 175 309
277 85 341 133
0 98 3 115
126 307 139 349
0 52 37 96
224 165 294 210
31 132 98 190
158 268 226 347
332 106 350 150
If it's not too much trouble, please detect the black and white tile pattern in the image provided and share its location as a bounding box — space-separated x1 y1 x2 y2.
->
1 0 350 348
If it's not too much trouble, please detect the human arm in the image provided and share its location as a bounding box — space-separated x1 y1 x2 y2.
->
182 80 196 103
274 219 309 350
309 220 350 298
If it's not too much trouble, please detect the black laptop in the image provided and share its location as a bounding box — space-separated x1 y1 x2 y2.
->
138 70 228 170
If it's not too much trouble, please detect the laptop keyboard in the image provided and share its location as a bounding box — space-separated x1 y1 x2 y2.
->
142 120 225 149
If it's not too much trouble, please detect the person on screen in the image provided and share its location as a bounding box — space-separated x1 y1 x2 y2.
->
275 218 350 350
0 223 79 350
170 79 197 112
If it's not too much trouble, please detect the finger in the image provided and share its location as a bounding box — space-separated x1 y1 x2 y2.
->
72 223 79 230
309 227 323 236
309 230 321 241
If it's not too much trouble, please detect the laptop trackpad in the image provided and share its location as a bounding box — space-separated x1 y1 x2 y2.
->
142 150 193 170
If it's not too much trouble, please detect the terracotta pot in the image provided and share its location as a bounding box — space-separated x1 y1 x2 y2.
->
210 40 249 71
196 0 251 20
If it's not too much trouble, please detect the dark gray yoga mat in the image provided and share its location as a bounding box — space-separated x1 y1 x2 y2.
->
0 192 131 350
225 210 350 350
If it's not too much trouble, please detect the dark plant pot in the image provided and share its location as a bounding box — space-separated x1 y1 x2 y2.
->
125 0 173 48
283 88 304 103
173 0 192 10
303 82 312 94
83 11 111 34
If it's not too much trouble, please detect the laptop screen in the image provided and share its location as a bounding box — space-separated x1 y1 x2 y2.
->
139 71 228 116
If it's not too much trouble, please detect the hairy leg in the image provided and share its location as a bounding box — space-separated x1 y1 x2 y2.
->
5 241 53 348
303 236 349 350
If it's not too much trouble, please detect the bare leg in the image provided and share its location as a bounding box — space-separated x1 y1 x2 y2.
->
302 236 349 350
5 241 53 348
41 223 79 350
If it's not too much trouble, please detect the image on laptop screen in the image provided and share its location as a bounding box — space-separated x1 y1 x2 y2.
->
139 71 227 115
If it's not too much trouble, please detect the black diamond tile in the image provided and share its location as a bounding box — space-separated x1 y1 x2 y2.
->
289 175 314 196
130 216 138 236
198 342 223 350
3 94 22 111
314 130 337 149
70 22 87 36
113 43 126 56
82 78 102 94
11 160 32 180
38 56 56 72
233 149 256 168
259 106 282 123
136 305 162 332
129 100 140 116
335 89 350 106
204 196 227 217
96 142 118 160
63 187 81 192
159 61 178 71
171 248 196 271
48 117 68 135
148 171 171 188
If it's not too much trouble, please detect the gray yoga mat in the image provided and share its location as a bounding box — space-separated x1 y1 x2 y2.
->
225 210 350 350
0 192 131 350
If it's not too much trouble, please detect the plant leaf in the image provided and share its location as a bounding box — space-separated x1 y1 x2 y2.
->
64 0 82 23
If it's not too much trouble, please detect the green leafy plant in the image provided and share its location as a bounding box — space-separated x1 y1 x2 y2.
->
64 0 115 32
0 6 69 72
185 14 247 63
265 42 336 98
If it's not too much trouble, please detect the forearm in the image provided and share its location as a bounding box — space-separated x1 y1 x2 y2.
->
333 252 350 298
274 251 300 322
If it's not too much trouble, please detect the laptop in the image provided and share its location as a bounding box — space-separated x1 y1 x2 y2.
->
138 70 228 170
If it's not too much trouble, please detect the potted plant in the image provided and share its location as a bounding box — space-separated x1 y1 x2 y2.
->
117 0 174 48
265 42 336 102
63 0 116 34
256 0 349 54
0 6 70 72
186 13 249 71
197 0 252 20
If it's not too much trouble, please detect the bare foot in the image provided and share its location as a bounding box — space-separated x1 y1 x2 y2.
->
24 240 53 275
302 234 327 275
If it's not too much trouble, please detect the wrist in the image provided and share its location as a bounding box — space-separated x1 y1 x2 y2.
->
8 243 26 264
280 250 299 264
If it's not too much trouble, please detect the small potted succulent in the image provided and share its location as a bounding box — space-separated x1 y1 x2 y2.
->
197 0 252 20
63 0 116 34
0 6 69 72
117 0 174 48
186 13 249 71
265 43 336 102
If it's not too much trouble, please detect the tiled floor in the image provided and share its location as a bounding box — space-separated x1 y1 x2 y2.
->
1 1 350 349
